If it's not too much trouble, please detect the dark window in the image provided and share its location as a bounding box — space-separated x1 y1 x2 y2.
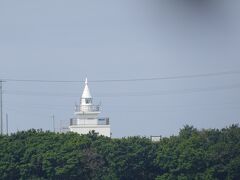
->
85 98 92 104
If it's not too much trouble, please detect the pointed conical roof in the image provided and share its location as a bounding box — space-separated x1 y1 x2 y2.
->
81 78 92 98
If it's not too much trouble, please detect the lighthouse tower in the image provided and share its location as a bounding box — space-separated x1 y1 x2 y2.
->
69 78 111 137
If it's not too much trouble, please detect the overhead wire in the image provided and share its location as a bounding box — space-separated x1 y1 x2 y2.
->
2 70 240 83
3 83 240 97
4 100 240 114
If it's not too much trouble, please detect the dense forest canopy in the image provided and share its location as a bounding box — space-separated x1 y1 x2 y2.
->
0 125 240 180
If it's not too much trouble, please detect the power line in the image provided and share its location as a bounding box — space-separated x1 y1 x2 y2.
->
3 83 240 97
4 101 240 113
2 70 240 83
90 70 240 82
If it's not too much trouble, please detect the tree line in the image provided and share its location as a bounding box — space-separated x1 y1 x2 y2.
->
0 125 239 179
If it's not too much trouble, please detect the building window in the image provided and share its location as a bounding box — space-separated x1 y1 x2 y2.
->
85 98 92 104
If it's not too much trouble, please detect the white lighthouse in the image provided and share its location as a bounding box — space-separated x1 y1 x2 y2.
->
69 78 111 137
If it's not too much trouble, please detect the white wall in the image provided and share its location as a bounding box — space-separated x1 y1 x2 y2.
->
69 125 111 137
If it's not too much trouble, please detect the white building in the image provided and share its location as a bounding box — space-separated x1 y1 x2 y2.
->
69 78 111 137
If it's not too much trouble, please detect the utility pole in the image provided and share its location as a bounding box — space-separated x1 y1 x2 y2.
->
59 119 62 133
6 113 8 135
0 80 3 135
52 115 55 133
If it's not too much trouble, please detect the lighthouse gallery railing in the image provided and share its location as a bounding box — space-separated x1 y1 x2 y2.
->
75 105 100 112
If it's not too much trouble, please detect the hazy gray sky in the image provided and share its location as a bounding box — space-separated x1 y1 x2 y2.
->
0 0 240 137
